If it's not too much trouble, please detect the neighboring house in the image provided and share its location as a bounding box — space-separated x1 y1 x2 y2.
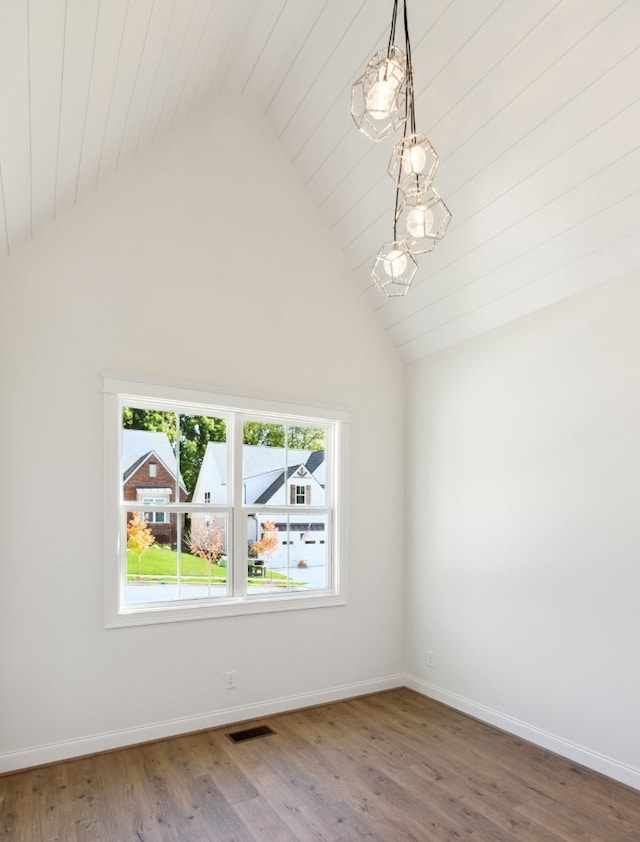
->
192 442 326 567
122 429 188 546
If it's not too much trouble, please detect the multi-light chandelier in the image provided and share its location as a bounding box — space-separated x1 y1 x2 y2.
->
350 0 451 297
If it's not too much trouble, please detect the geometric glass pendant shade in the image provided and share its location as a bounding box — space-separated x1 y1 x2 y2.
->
388 132 439 198
371 239 418 297
395 186 452 255
350 46 407 142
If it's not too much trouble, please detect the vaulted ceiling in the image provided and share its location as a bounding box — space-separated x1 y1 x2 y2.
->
2 0 639 362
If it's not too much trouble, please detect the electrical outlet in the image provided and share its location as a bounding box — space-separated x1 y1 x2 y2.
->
224 670 237 689
426 650 434 668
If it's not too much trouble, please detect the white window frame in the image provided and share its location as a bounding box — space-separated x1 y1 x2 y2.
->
104 374 348 627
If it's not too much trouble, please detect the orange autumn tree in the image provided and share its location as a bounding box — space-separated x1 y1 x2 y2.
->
251 520 279 573
127 512 155 576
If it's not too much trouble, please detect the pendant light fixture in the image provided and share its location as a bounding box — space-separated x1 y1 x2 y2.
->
351 0 451 297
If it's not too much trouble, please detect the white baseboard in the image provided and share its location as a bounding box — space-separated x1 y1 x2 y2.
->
404 673 640 792
0 674 404 774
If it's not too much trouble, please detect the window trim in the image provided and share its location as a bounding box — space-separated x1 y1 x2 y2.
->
103 374 348 628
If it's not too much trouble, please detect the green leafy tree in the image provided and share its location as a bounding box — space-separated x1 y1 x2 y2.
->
178 414 226 495
123 408 226 498
286 425 324 450
242 422 324 450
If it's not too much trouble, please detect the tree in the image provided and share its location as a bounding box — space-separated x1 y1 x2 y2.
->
188 519 224 589
127 512 155 576
122 408 226 498
178 415 227 495
242 421 324 450
250 520 279 572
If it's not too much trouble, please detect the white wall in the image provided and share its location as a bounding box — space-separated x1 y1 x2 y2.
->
0 95 405 770
405 273 640 788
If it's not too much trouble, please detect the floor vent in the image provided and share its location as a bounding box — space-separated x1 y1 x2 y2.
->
226 725 275 744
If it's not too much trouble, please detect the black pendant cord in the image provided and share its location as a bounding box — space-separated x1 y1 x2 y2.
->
393 0 413 240
404 0 416 135
393 182 400 239
387 0 400 56
403 0 421 198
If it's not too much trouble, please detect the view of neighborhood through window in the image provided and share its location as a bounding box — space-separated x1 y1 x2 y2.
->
118 400 334 614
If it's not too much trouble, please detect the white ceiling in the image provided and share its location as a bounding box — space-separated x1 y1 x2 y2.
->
2 0 639 362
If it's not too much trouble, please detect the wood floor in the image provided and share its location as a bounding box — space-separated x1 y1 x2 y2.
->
1 688 639 841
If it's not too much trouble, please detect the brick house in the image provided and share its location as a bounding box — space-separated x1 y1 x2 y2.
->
122 429 188 546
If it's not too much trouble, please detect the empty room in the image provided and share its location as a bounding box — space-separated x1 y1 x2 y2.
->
1 1 639 839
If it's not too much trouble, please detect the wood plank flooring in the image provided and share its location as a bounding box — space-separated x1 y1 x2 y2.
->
1 688 639 841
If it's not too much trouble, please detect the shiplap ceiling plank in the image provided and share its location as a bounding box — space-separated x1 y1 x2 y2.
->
277 1 395 162
0 2 31 253
109 0 175 169
265 0 362 131
133 0 199 153
54 0 100 215
240 0 327 108
29 0 67 233
74 0 133 201
151 0 221 139
430 0 621 161
94 0 157 181
171 0 230 126
196 0 257 99
218 0 288 96
1 0 639 362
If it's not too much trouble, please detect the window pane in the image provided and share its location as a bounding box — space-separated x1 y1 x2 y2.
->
246 513 328 594
122 408 179 505
125 510 228 606
179 414 227 503
242 420 326 507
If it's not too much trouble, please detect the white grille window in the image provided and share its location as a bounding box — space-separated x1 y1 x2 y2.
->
104 376 347 627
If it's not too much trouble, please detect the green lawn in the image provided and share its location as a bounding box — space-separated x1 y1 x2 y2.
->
127 544 290 584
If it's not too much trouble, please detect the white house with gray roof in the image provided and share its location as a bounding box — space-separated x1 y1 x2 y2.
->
192 442 327 569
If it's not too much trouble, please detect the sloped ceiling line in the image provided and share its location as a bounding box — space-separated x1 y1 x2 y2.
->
53 0 69 220
241 0 288 96
283 1 376 153
73 0 101 204
133 0 179 159
264 0 330 114
96 0 132 189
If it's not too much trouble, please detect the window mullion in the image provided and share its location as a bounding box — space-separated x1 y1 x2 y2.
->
231 413 245 597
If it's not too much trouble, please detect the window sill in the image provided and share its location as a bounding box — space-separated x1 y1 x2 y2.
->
106 591 347 628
